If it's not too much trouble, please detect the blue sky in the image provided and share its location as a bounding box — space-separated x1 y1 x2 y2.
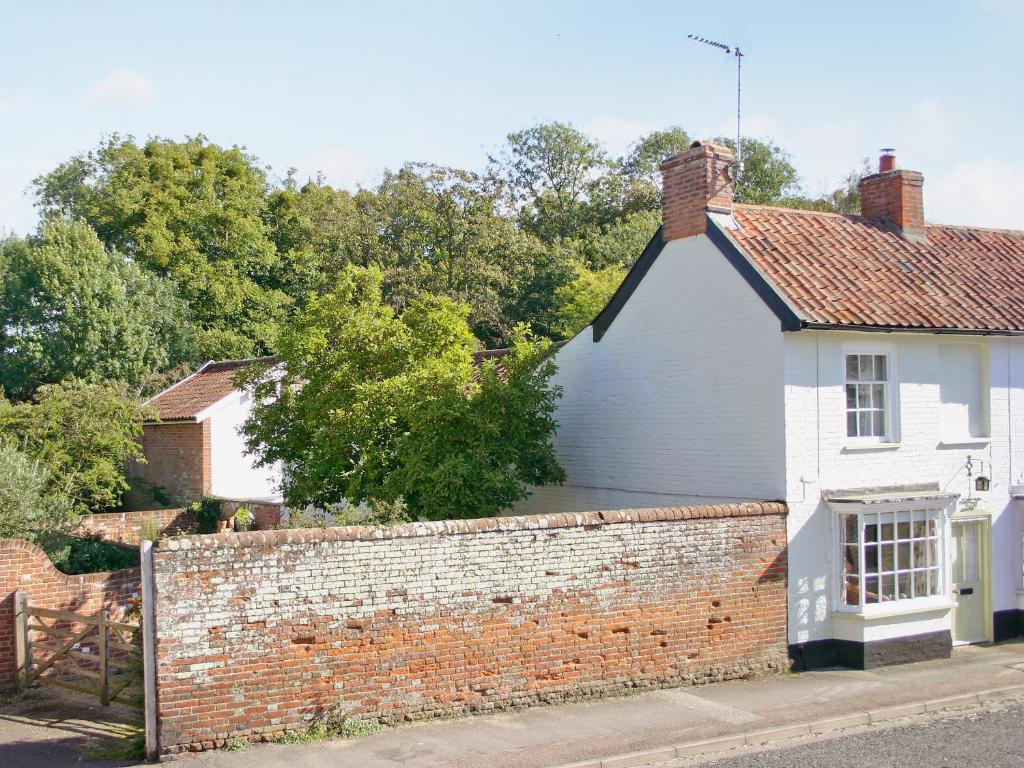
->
2 0 1022 233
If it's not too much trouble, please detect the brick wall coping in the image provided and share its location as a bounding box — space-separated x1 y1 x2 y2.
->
0 538 141 585
156 501 787 552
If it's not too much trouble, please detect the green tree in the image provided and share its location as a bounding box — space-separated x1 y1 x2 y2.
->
716 137 801 205
615 126 693 210
390 328 565 519
0 218 193 401
0 440 74 541
242 266 564 518
33 135 289 354
489 122 608 243
0 381 150 514
553 260 627 338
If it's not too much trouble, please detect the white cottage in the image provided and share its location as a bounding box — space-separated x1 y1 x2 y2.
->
519 141 1024 668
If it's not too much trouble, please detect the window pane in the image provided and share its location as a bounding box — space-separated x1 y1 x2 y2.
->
928 568 940 596
897 542 911 570
897 521 911 540
857 384 870 408
843 576 860 606
874 355 887 381
844 515 858 544
880 543 895 572
864 543 879 574
881 522 894 541
862 355 875 380
859 411 871 435
865 576 879 603
846 355 860 381
871 383 885 409
864 521 878 544
846 384 857 409
913 570 928 598
844 545 859 572
881 574 896 600
872 411 885 436
913 519 927 538
898 572 911 599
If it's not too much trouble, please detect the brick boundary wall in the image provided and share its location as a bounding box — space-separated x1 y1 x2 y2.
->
78 508 197 546
0 539 141 690
153 502 788 756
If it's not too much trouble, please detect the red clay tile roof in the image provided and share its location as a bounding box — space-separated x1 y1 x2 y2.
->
146 357 275 421
723 204 1024 332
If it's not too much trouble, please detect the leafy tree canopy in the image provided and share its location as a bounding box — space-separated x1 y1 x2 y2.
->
242 265 564 518
32 135 289 354
0 218 193 401
553 259 627 339
0 381 150 514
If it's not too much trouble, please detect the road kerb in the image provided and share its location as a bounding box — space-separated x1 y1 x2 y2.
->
976 684 1024 702
867 702 926 724
602 747 678 768
810 712 870 734
743 724 811 746
924 693 979 712
550 687 1024 768
673 735 746 758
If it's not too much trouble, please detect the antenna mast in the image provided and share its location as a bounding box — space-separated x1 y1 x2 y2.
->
687 34 744 182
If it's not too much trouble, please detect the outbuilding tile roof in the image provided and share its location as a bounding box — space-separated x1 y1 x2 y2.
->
724 204 1024 332
146 357 274 421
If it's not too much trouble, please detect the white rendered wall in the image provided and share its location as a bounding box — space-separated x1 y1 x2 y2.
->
783 331 1024 644
518 233 787 515
208 392 282 502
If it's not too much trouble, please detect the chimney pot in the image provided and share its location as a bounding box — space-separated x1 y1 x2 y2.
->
660 140 735 242
879 150 897 173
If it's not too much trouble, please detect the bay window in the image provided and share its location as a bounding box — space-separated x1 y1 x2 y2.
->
839 508 944 609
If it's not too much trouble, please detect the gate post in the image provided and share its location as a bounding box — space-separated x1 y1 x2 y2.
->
141 539 159 760
97 608 110 705
14 591 28 689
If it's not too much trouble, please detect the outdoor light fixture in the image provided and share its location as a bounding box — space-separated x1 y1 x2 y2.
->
962 454 990 497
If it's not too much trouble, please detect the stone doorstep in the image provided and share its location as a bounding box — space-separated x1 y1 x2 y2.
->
555 685 1024 768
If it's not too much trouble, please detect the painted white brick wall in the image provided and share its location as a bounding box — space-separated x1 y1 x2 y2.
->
208 393 282 501
518 233 786 516
784 331 1024 643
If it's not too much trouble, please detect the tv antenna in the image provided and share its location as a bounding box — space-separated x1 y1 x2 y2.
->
688 34 744 181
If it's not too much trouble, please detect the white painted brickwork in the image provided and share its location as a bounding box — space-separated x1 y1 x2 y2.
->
784 332 1024 643
518 234 786 516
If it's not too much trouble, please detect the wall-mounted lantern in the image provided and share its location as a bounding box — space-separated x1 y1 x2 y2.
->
975 474 991 493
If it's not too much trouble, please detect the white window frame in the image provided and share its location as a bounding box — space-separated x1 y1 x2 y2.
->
831 498 953 617
842 343 898 446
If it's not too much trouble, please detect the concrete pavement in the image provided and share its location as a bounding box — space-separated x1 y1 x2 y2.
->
1 640 1022 767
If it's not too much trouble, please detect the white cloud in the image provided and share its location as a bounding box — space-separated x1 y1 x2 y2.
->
295 147 379 190
927 158 1024 228
583 116 651 157
82 70 156 105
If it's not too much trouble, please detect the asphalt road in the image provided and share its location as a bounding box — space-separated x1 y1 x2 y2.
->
675 699 1024 768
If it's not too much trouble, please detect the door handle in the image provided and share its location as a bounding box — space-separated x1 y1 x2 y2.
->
954 587 974 596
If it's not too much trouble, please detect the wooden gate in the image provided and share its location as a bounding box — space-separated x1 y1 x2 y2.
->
14 592 143 706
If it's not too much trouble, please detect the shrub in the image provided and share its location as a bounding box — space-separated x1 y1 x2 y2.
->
189 495 224 533
0 440 75 541
40 532 139 574
233 507 253 531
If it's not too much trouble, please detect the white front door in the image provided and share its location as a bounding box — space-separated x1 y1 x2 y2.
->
950 520 987 644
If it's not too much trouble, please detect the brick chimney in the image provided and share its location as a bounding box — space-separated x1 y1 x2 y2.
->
660 140 735 241
858 150 927 242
